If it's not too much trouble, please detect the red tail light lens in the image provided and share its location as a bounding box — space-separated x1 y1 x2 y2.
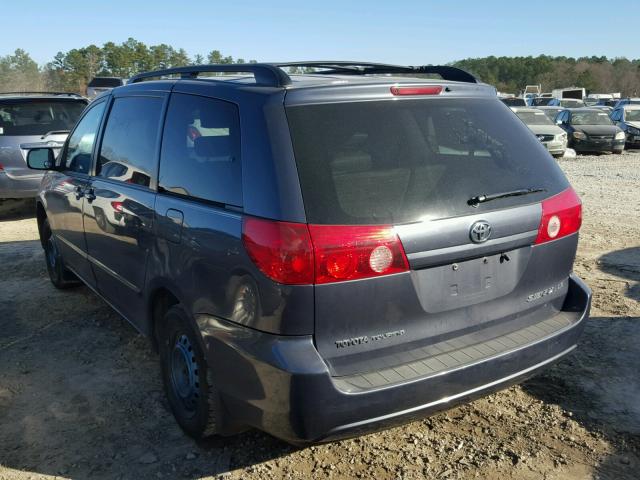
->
390 85 443 96
309 225 409 284
535 187 582 244
242 217 314 285
241 218 409 285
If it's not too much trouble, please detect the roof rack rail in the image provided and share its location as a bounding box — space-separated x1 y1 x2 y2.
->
128 64 292 87
272 62 478 83
0 91 85 97
126 62 477 88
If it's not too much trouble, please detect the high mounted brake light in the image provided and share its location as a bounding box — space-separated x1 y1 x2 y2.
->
390 85 443 96
242 218 409 285
535 187 582 244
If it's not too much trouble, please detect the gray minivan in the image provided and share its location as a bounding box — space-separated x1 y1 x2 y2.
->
26 62 591 445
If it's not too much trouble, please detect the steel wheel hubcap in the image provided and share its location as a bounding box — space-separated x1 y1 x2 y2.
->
169 334 200 413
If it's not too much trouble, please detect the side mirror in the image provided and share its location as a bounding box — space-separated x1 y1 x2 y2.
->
26 148 56 170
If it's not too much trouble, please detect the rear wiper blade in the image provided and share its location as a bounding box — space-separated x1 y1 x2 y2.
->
467 187 546 207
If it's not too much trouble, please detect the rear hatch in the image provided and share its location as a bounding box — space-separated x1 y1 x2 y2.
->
285 93 581 377
0 98 86 177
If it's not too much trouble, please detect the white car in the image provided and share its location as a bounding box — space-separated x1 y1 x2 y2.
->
511 107 568 157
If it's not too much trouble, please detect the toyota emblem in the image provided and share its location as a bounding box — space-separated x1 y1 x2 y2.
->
470 220 492 243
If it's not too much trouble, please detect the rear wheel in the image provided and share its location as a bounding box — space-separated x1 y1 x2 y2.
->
159 305 222 439
41 217 80 289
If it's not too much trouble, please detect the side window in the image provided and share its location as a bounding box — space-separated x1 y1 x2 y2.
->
97 96 163 188
59 101 106 173
159 93 241 206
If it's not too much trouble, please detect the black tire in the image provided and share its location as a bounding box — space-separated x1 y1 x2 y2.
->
159 305 222 439
41 217 80 289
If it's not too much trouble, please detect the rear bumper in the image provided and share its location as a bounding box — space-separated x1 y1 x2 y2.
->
0 171 42 198
197 274 591 445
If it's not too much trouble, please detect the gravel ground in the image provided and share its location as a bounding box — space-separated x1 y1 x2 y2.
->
0 151 639 480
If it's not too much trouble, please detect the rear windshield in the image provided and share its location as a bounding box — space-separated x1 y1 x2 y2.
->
500 98 526 106
516 111 555 125
532 97 553 106
0 99 86 136
88 78 123 88
571 111 613 125
560 100 584 108
287 98 568 225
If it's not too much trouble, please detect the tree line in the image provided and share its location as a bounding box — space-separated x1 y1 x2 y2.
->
1 40 639 96
0 38 256 93
453 55 640 96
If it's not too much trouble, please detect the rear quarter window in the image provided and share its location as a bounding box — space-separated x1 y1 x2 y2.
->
158 93 242 206
287 98 569 225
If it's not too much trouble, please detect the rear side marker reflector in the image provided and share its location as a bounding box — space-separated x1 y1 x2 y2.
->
242 218 409 285
390 85 443 96
535 187 582 244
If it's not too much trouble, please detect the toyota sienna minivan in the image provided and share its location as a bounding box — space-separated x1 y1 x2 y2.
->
26 62 591 444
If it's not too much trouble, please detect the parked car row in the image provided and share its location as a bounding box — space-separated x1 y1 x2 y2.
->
19 62 591 444
508 101 637 155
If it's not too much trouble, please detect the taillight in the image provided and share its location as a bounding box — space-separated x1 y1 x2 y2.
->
309 225 409 284
241 218 409 285
111 201 124 213
535 187 582 244
390 85 443 96
0 163 4 171
242 217 314 285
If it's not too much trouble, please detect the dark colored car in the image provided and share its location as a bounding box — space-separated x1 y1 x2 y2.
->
26 62 591 445
610 105 640 148
0 92 88 198
555 108 626 154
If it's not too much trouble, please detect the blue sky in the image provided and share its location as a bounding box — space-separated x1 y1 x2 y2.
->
3 0 636 65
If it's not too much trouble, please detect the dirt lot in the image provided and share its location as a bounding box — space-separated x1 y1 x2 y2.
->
1 151 639 480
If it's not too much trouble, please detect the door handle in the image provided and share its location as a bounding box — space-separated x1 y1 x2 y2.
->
84 188 96 202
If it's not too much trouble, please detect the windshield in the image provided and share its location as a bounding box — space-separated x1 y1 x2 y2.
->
571 111 613 125
88 78 123 88
0 99 86 136
532 98 553 106
287 98 568 225
516 111 555 125
560 99 584 108
626 110 640 122
501 98 526 106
